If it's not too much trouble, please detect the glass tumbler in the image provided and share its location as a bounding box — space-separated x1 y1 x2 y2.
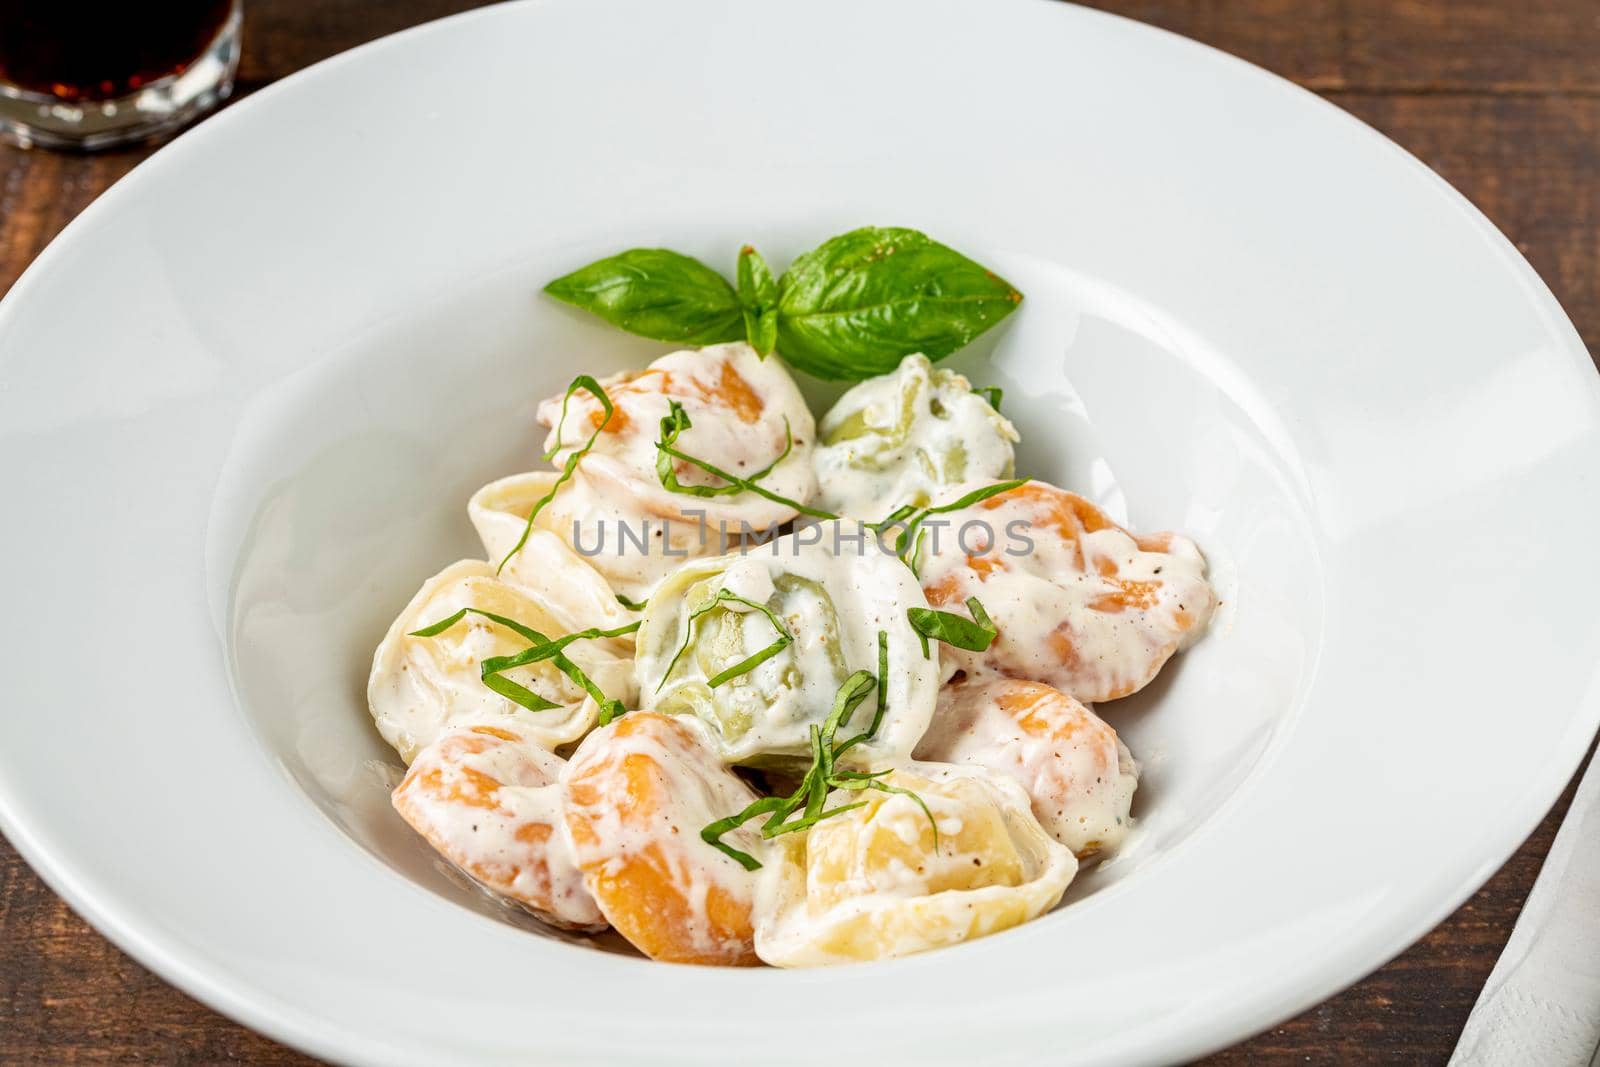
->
0 0 242 151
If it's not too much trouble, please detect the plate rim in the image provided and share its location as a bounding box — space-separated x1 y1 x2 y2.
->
0 1 1596 1064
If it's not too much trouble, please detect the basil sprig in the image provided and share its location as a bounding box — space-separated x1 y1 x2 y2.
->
543 227 1021 381
701 632 938 871
907 596 997 658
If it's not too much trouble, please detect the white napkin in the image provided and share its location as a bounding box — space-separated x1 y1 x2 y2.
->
1450 752 1600 1067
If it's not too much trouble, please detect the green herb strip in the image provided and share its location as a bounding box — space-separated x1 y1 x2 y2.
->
656 589 794 694
614 592 649 612
700 632 938 870
654 401 795 497
833 630 890 759
907 596 997 657
409 608 640 723
698 796 787 871
653 399 837 519
973 385 1003 413
497 376 613 576
873 478 1029 567
484 617 643 727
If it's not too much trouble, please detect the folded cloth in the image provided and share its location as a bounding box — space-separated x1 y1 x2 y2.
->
1450 750 1600 1067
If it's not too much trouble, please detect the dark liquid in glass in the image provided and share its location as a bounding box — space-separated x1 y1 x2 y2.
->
0 1 234 101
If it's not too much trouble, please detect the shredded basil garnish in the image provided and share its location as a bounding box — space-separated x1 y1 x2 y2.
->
973 385 1003 413
409 608 640 722
907 596 997 657
657 589 793 693
497 375 613 576
833 630 890 759
700 631 937 870
615 592 648 611
653 400 837 519
872 478 1028 567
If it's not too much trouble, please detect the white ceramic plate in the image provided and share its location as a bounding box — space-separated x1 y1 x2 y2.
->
2 1 1597 1063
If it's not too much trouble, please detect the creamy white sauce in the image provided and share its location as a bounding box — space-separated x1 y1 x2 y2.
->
918 480 1216 703
812 353 1018 522
367 560 636 762
915 678 1137 859
391 721 604 930
634 520 939 768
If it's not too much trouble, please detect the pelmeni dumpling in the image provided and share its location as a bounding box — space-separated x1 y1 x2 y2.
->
919 480 1216 703
812 353 1017 521
506 467 739 605
540 341 818 531
634 520 939 769
508 342 818 601
368 560 636 762
915 678 1137 860
392 721 604 930
561 712 766 965
753 763 1076 966
469 472 650 627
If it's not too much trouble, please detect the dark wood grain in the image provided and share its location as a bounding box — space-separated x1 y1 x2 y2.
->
2 1 1597 1064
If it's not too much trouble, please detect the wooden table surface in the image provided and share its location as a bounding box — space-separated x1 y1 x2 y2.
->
2 1 1597 1063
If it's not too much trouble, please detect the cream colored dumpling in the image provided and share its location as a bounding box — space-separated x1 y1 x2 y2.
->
516 467 738 604
634 520 939 769
392 721 604 930
915 678 1137 860
469 471 669 618
368 560 636 762
509 342 817 601
919 480 1216 703
562 712 766 965
539 341 818 531
753 763 1076 966
813 353 1017 521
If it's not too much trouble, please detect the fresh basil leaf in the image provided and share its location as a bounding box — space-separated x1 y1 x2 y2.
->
775 226 1023 380
544 248 745 345
737 245 779 357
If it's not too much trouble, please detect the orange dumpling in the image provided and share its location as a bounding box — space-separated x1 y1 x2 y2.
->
561 712 767 965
